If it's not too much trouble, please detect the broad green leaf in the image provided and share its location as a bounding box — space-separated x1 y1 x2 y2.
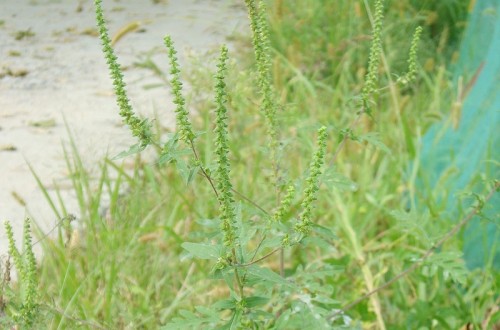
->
112 143 146 160
247 265 293 287
274 309 292 329
312 295 340 306
401 116 416 158
245 296 269 308
212 298 237 310
157 134 192 165
302 236 332 251
322 168 358 192
186 163 200 184
359 132 392 154
229 309 242 330
311 223 337 241
162 306 219 330
169 158 202 185
195 306 218 316
256 236 283 251
158 148 191 165
181 242 221 260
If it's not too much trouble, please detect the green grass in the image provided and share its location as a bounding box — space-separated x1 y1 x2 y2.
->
2 0 499 329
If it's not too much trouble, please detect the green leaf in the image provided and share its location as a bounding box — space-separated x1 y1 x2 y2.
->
158 134 192 165
247 265 293 287
162 306 219 330
322 168 358 192
186 163 200 184
302 236 331 250
175 159 191 184
212 298 237 310
245 296 269 308
312 295 340 306
274 309 292 329
195 306 218 316
257 236 283 251
227 309 242 330
401 116 416 158
311 223 337 241
426 251 469 284
112 143 146 160
390 209 432 246
181 242 221 260
359 132 391 154
158 148 191 165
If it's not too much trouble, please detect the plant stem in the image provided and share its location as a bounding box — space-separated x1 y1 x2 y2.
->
232 248 245 299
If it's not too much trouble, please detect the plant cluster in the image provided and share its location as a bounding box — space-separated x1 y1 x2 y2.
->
1 0 498 329
2 219 40 328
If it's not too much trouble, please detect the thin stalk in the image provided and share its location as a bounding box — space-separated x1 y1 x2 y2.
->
232 248 245 299
189 139 219 199
236 247 282 267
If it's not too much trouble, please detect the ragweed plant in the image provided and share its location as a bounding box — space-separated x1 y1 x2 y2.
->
4 219 39 328
91 0 425 327
90 0 499 328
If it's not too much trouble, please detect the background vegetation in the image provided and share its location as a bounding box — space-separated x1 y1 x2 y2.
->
2 0 498 329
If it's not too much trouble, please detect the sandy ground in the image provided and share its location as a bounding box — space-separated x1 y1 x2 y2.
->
0 0 246 257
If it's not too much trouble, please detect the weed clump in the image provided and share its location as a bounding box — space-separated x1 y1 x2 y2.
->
4 219 40 328
3 0 496 329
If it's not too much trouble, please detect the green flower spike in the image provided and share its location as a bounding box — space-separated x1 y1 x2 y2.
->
295 126 328 237
94 0 151 148
361 0 384 112
245 0 278 154
164 35 196 144
403 26 423 84
214 45 237 248
273 184 295 222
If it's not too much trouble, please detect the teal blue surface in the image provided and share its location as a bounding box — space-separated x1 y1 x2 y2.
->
418 0 499 269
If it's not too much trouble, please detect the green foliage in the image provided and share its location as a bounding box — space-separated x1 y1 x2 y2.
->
4 219 40 328
5 0 498 329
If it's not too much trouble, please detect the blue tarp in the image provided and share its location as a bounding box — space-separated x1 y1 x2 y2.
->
417 0 500 269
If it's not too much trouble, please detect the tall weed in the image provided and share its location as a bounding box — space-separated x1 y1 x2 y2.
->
2 0 497 329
